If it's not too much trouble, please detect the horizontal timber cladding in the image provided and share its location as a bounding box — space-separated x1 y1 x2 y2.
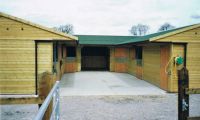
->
0 39 35 94
154 27 200 43
37 42 53 74
0 16 70 40
143 45 161 87
128 48 136 76
186 43 200 89
170 44 185 92
114 47 128 73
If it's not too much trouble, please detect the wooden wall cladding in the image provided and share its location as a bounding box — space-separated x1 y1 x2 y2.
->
0 40 53 94
128 48 136 76
155 27 200 43
0 39 35 94
143 46 161 87
0 16 68 40
187 43 200 89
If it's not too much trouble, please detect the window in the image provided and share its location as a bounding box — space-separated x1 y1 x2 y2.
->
135 46 142 59
135 46 143 66
66 47 76 57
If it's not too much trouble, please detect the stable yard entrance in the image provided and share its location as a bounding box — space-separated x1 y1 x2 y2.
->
60 72 165 96
81 47 109 71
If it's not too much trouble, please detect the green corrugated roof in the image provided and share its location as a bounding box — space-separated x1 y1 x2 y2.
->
118 25 193 44
76 24 198 45
76 35 137 45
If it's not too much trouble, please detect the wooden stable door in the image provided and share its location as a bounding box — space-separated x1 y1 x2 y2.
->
114 48 128 72
160 45 170 90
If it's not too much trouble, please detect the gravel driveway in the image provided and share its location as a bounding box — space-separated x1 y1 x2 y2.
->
1 94 200 120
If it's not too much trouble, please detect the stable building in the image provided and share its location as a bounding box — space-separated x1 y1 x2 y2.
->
0 12 200 94
0 12 77 94
70 24 200 92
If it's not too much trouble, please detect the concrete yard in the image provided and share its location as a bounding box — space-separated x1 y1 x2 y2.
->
60 71 166 96
1 72 200 120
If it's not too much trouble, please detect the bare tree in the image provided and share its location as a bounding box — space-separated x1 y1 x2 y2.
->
129 24 150 36
129 25 138 36
137 24 149 36
54 24 74 35
158 23 175 32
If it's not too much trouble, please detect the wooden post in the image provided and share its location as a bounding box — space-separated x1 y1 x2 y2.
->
178 67 189 120
38 72 54 120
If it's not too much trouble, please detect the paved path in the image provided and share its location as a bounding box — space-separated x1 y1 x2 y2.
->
60 72 166 96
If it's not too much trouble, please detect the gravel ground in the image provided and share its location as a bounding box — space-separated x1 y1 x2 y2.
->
1 94 200 120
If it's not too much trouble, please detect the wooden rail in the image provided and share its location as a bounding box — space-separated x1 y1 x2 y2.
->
187 117 200 120
185 88 200 94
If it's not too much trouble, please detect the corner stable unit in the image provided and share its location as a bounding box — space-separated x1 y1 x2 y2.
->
0 12 77 94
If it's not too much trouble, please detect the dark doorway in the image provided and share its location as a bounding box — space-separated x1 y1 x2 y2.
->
81 47 109 71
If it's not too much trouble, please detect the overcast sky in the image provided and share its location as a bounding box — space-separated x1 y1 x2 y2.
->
0 0 200 35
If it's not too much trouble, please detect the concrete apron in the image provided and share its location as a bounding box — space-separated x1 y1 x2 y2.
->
60 72 166 96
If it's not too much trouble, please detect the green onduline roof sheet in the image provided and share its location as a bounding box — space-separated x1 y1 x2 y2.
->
76 24 196 45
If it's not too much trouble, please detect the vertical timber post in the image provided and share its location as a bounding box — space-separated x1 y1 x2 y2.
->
38 72 54 120
178 67 189 120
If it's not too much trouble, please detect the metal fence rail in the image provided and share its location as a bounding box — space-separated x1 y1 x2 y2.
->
35 81 60 120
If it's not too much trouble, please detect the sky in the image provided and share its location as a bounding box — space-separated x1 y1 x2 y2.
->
0 0 200 35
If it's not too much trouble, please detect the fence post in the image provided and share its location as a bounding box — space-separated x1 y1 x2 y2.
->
178 67 189 120
38 72 54 120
